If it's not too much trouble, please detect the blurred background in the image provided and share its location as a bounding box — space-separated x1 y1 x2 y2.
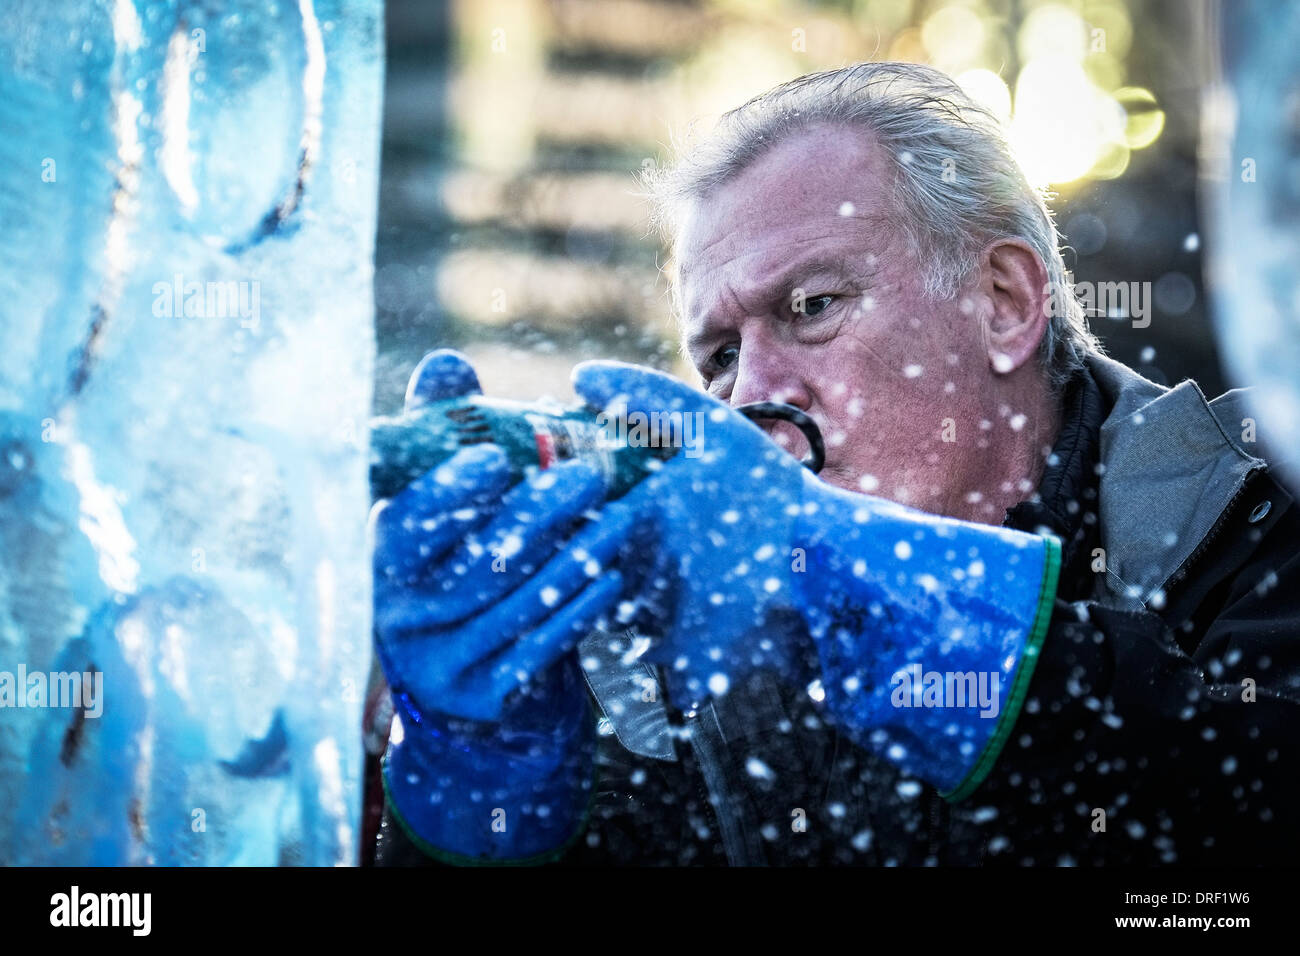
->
372 0 1218 414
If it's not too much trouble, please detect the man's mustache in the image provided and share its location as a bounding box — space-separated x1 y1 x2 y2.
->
756 415 813 461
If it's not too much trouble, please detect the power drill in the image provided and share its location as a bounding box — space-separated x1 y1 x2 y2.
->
368 377 824 502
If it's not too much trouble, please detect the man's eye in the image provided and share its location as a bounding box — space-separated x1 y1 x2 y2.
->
798 295 835 317
711 344 740 370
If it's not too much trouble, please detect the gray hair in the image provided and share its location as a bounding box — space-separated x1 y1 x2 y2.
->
641 61 1101 392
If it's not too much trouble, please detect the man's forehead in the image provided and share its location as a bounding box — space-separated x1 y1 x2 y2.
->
675 123 895 283
678 211 892 279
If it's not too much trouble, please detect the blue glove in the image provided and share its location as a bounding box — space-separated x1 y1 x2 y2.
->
373 350 633 862
574 361 1061 799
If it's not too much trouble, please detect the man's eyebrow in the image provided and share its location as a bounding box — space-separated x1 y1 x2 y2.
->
681 252 863 361
684 252 869 353
767 252 865 293
684 323 719 356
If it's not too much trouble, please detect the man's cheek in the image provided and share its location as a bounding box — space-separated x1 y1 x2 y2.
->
821 403 863 447
814 392 882 458
837 311 931 377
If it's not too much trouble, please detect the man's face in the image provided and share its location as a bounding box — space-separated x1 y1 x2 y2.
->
677 121 998 514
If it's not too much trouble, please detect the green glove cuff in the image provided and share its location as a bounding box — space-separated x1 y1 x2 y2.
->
940 535 1062 802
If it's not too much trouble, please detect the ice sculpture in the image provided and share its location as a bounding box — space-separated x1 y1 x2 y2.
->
1202 0 1300 493
0 0 383 864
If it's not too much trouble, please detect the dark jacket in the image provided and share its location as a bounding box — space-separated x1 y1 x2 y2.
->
374 354 1300 866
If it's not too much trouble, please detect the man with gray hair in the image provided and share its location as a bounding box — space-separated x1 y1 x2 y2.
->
372 62 1300 866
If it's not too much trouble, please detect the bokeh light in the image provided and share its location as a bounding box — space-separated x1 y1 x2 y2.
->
956 68 1012 125
1117 86 1166 149
376 0 1174 410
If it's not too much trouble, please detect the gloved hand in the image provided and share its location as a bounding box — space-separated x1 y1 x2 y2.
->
373 350 633 862
574 361 1062 799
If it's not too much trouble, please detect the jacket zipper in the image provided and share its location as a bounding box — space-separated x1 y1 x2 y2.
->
670 706 728 864
685 705 762 866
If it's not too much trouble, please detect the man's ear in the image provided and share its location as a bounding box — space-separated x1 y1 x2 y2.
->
977 239 1051 376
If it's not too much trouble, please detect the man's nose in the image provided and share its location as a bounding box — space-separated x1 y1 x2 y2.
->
729 337 812 411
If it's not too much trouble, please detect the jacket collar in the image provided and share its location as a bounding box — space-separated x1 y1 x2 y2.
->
1086 353 1268 610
